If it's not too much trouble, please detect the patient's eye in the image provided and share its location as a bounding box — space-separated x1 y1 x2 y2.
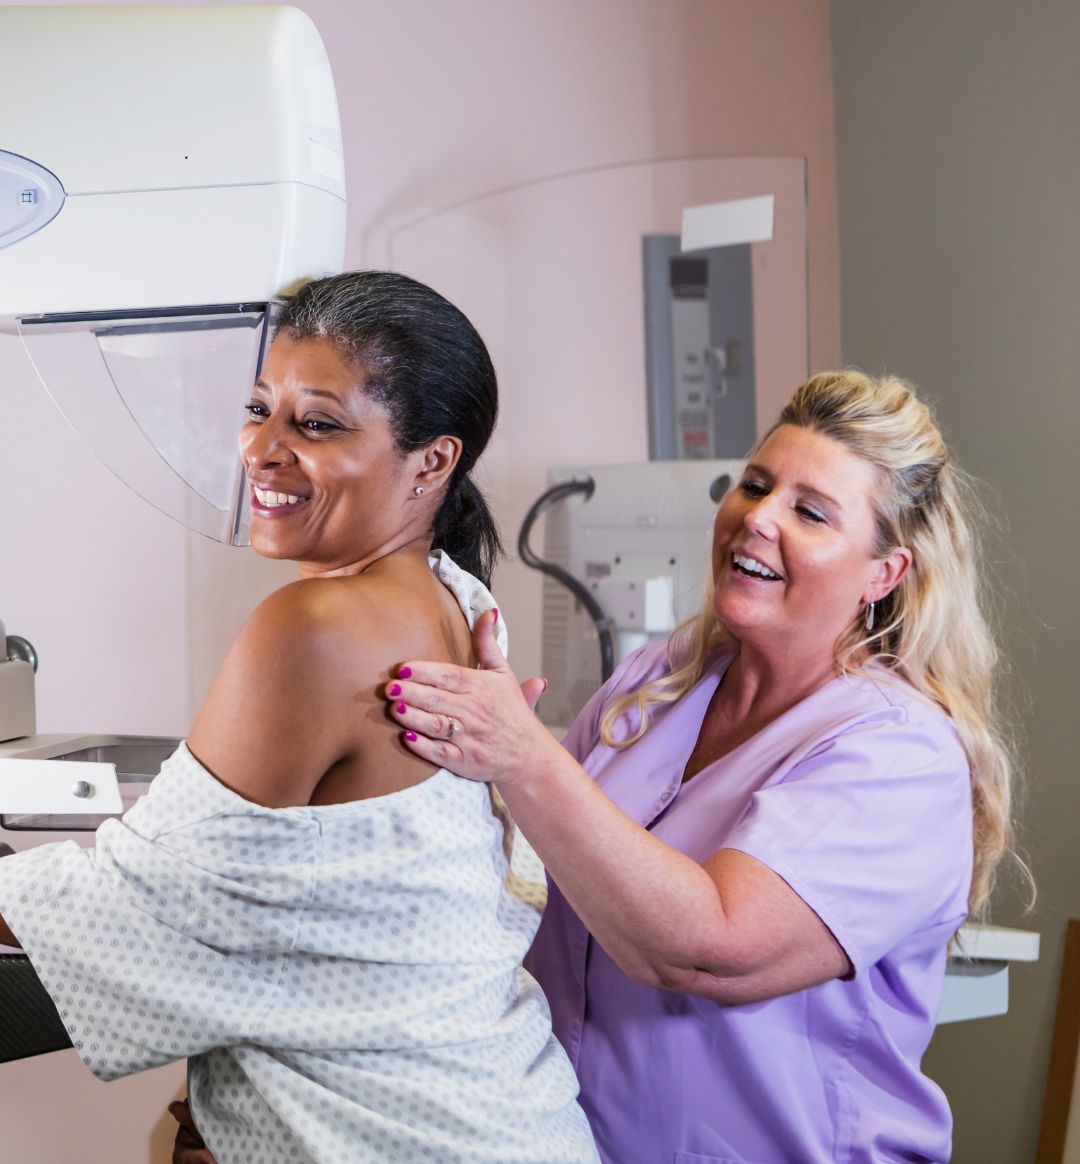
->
299 416 342 434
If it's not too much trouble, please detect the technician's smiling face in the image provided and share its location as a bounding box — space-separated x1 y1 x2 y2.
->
240 334 418 577
710 423 908 661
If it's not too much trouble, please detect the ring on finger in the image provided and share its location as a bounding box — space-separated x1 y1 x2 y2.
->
444 716 462 740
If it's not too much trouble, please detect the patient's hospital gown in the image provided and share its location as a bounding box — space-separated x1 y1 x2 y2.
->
0 553 599 1164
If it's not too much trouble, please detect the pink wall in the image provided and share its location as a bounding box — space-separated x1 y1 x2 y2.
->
189 0 843 696
376 155 810 677
0 3 838 1160
340 0 839 366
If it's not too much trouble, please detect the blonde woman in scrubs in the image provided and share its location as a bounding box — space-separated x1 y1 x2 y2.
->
389 371 1020 1164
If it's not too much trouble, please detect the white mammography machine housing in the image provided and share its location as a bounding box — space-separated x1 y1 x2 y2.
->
1 3 344 548
0 8 345 1052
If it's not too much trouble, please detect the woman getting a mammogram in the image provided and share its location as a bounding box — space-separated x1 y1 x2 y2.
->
0 271 598 1164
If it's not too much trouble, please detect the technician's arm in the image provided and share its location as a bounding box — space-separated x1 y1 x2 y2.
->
391 615 849 1005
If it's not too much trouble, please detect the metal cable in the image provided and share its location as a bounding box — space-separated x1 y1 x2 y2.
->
517 478 616 682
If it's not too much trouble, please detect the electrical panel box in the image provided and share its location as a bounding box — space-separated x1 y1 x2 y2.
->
643 235 756 460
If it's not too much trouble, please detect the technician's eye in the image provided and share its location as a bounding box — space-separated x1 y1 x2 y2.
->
797 505 826 523
243 402 269 421
740 479 768 498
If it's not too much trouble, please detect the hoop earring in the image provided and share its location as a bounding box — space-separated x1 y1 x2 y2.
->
414 486 425 497
864 601 876 632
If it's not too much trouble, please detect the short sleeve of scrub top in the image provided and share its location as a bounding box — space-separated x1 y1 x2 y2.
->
724 698 973 974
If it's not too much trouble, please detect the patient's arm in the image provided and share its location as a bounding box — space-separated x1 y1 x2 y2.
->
0 910 20 949
0 842 21 945
169 1099 217 1164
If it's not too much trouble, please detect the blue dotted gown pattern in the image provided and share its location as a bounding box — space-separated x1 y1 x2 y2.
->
0 553 599 1164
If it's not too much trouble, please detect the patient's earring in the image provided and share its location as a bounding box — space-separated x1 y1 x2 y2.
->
864 601 876 632
414 486 425 496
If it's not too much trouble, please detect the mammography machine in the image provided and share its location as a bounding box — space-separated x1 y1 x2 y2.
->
0 5 345 1066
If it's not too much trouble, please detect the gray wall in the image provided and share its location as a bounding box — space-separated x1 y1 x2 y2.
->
830 2 1080 1159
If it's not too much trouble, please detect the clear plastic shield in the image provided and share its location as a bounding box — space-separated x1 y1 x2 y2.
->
17 305 278 545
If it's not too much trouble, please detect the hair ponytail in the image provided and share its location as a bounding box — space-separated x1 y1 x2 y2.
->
433 472 502 589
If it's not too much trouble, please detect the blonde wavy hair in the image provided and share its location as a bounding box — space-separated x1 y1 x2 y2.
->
600 370 1024 915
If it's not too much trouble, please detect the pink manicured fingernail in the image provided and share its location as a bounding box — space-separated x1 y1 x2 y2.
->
404 730 417 742
395 702 407 715
397 666 413 679
388 683 402 697
541 678 549 693
492 608 499 623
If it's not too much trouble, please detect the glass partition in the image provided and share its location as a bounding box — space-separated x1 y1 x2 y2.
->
381 155 809 448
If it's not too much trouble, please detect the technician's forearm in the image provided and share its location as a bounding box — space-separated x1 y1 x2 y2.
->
498 751 730 988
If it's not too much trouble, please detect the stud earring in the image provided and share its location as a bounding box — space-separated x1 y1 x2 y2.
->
864 601 876 632
414 486 425 496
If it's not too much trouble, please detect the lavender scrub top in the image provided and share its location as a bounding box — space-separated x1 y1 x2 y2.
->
525 639 973 1164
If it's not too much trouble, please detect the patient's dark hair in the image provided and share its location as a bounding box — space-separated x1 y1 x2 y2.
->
275 270 502 587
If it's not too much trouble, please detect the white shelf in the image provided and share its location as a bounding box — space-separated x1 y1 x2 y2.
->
950 923 1040 963
938 923 1040 1025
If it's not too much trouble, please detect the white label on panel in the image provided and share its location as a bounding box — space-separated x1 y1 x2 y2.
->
681 194 775 252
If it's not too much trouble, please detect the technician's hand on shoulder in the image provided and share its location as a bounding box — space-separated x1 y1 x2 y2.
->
389 609 560 787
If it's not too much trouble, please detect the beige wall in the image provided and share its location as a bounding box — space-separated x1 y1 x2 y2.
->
0 2 840 1160
830 2 1080 1159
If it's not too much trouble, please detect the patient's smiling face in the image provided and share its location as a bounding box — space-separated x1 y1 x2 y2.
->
240 335 419 576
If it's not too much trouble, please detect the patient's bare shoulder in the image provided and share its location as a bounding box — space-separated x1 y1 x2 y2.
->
187 578 389 808
189 559 474 808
